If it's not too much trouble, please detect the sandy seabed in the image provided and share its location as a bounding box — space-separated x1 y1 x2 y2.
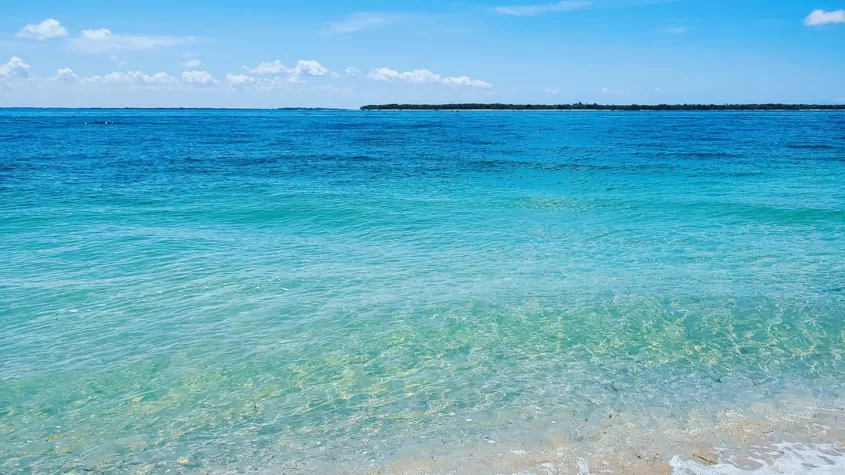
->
315 395 845 475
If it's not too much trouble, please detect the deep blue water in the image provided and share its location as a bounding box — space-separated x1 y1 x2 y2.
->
1 110 845 473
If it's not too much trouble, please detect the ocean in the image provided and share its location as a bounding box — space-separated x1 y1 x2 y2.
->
1 109 845 474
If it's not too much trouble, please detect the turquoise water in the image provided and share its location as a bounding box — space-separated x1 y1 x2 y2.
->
1 110 845 473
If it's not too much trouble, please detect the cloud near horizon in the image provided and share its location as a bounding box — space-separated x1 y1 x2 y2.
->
54 69 212 89
226 74 257 86
55 68 79 82
0 57 32 80
244 60 329 77
83 71 178 85
368 67 492 88
495 1 592 16
181 70 217 86
0 55 338 93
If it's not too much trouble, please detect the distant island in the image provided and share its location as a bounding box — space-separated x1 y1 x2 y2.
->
361 103 845 111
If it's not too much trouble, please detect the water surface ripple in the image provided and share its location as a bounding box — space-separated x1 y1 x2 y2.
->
1 110 844 473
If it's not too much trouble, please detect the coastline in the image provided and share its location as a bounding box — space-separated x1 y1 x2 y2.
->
360 104 845 112
9 387 844 473
360 108 845 112
2 106 843 112
301 390 845 474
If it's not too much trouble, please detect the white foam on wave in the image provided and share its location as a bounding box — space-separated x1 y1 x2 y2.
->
507 444 845 475
669 443 845 474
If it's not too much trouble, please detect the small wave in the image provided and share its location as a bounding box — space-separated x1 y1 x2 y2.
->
786 144 836 150
669 444 845 474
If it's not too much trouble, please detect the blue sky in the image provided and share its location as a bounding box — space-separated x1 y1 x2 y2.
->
1 1 843 108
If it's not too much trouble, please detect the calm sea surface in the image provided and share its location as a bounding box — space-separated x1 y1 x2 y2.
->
2 110 845 473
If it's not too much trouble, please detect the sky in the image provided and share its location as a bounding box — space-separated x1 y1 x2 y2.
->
1 0 844 108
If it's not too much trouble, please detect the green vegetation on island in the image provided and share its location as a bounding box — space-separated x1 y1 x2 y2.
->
361 103 845 111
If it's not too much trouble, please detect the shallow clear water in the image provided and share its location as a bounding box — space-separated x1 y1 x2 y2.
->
1 110 844 473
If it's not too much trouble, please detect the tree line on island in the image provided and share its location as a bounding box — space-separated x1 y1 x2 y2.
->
361 103 845 111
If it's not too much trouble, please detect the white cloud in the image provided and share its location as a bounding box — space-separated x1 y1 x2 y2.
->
0 57 31 79
17 18 68 40
181 70 217 86
345 66 361 77
226 73 256 86
245 60 286 74
368 67 493 88
600 87 632 96
654 87 662 91
244 60 329 77
545 87 560 95
442 76 493 88
56 68 79 82
495 1 591 16
660 26 686 34
368 67 441 83
327 13 390 34
69 28 195 54
804 9 845 26
83 71 178 86
83 70 217 89
293 60 328 76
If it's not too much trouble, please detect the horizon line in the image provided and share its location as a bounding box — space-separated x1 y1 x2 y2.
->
2 102 845 111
